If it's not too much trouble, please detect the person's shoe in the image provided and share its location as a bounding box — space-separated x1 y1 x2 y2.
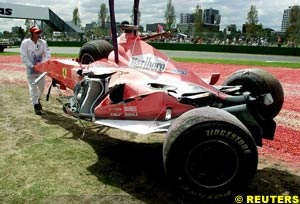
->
34 104 42 115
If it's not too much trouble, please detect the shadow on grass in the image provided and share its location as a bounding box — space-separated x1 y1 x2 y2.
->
41 110 300 204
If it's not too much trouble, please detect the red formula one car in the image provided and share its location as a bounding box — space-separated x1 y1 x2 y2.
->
35 0 284 200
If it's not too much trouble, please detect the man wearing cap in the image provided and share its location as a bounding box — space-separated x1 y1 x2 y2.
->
20 26 51 115
117 20 136 44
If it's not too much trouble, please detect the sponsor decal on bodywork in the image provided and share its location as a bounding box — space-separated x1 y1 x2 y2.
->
62 67 67 79
109 106 138 118
170 68 188 75
124 106 138 117
129 54 168 72
124 106 137 112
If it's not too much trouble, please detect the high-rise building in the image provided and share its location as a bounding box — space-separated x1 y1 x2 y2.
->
224 24 237 34
282 7 292 32
11 26 21 33
177 23 194 36
85 22 97 31
179 13 195 24
177 8 221 34
281 6 300 32
203 8 221 25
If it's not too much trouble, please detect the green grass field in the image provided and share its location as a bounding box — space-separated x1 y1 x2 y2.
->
173 57 300 68
0 83 173 204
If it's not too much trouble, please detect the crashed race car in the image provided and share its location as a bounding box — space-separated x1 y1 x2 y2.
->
34 0 284 200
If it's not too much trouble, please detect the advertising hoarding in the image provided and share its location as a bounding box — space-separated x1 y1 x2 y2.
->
0 2 49 20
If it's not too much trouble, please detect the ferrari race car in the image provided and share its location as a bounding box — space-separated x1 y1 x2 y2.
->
34 0 284 200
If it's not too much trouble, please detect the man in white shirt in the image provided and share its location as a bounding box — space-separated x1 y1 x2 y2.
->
20 26 51 115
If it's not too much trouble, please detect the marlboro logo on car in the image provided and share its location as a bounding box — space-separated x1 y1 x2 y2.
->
129 54 168 72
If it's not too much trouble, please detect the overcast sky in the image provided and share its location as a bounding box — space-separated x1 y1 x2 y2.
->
0 0 299 32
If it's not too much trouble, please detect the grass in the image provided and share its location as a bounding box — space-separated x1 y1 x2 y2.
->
51 53 78 58
0 52 20 56
173 57 300 68
2 51 300 68
0 83 172 204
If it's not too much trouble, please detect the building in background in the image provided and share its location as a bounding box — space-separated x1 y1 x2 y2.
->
179 13 194 24
281 7 292 32
177 8 221 37
224 24 237 35
203 8 221 25
85 22 97 31
11 26 20 33
281 5 300 32
146 23 166 32
203 8 221 31
177 23 194 36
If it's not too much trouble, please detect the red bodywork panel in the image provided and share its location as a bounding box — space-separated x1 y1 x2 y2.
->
35 35 224 121
36 59 82 89
95 91 194 120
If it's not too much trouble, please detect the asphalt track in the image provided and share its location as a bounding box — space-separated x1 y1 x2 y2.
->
5 46 300 63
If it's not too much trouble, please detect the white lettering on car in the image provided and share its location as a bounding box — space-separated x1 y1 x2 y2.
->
206 129 252 154
129 54 168 72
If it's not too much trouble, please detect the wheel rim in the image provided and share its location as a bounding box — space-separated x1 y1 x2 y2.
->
185 140 239 189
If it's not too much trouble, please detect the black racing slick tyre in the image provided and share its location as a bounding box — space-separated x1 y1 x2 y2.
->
223 68 284 118
163 107 258 199
79 40 113 64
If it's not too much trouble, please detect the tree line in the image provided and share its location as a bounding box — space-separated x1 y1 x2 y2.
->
1 0 299 47
71 0 299 46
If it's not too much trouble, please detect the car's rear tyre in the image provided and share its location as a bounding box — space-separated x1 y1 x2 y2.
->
163 107 258 199
223 68 284 118
79 40 113 64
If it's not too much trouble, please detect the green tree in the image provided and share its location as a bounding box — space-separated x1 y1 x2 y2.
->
99 3 108 29
164 0 176 31
194 4 203 38
72 7 81 27
17 26 25 41
247 5 258 24
287 5 300 47
246 5 261 38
